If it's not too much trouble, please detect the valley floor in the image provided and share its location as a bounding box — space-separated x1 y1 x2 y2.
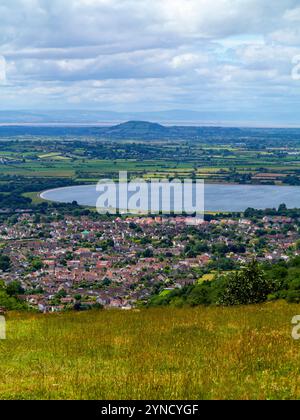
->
0 301 300 400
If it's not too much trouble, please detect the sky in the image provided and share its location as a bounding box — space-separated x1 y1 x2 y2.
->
1 0 300 125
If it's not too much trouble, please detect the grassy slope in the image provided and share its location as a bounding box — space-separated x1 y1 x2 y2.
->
1 301 300 400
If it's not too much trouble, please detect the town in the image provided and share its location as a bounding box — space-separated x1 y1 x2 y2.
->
0 208 298 312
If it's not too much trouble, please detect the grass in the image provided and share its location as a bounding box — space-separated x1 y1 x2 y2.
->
39 153 71 161
22 192 45 204
1 301 300 400
197 273 215 284
0 159 197 180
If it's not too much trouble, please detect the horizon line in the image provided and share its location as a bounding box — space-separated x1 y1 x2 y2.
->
0 121 300 129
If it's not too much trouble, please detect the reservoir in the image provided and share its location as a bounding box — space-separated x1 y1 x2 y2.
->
41 183 300 212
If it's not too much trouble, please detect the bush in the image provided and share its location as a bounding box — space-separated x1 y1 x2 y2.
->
220 260 275 306
0 291 27 310
6 281 24 297
186 285 211 306
286 290 300 304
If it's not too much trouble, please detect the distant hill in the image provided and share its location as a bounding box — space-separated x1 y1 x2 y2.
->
0 109 300 127
104 120 169 139
108 120 167 132
0 120 300 143
111 121 166 131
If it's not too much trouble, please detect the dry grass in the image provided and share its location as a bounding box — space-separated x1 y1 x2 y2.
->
1 301 300 400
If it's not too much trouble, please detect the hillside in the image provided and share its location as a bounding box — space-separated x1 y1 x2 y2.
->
105 120 169 139
1 121 300 144
0 301 299 400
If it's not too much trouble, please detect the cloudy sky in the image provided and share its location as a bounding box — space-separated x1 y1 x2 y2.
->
1 0 300 125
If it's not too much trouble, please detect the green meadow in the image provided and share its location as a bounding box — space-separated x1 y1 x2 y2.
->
1 301 300 400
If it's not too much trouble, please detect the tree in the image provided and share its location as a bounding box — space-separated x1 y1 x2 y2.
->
6 281 24 297
142 248 154 258
73 301 82 311
102 278 112 287
212 242 229 256
278 203 287 214
220 260 275 306
0 291 27 310
0 255 11 272
29 257 43 271
55 289 67 299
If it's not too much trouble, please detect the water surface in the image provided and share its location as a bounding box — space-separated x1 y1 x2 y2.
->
41 184 300 212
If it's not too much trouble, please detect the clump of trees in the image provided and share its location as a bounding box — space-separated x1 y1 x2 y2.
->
0 280 27 310
244 203 300 219
149 258 300 308
265 256 300 304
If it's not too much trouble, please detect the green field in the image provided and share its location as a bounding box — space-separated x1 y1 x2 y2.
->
1 134 300 185
1 301 300 400
22 191 47 204
0 159 193 179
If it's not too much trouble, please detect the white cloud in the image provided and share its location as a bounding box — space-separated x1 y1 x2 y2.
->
0 0 300 122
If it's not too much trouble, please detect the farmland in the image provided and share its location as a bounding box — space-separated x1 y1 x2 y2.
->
1 123 300 188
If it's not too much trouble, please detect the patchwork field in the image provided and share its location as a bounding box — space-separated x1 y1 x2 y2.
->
1 130 300 185
1 301 300 400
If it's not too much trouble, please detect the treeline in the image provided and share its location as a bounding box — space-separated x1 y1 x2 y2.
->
0 176 78 195
0 193 32 209
0 176 81 212
0 175 101 217
148 257 300 308
204 203 300 222
244 203 300 219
